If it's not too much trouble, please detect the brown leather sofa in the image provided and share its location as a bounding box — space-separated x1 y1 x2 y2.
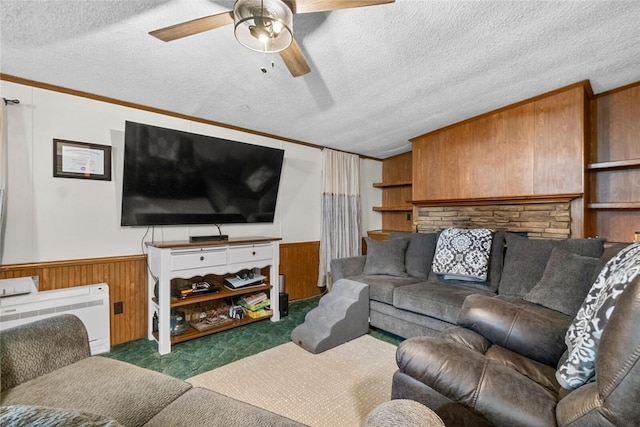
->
392 275 640 427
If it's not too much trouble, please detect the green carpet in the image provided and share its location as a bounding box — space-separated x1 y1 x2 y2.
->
105 296 403 380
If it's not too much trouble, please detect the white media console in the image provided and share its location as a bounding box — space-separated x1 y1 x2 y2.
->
146 236 281 354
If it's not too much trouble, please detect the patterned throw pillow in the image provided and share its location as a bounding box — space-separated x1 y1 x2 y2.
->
556 242 640 390
431 228 494 282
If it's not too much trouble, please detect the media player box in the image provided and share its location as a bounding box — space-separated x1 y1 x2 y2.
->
279 292 289 317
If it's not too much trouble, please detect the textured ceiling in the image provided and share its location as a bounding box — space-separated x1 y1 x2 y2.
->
2 0 640 158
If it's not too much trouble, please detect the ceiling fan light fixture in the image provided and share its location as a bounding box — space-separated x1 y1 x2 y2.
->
234 0 293 53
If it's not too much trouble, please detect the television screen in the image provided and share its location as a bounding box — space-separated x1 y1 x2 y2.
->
121 121 285 226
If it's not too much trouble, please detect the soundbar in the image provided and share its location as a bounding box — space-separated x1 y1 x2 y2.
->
190 235 229 242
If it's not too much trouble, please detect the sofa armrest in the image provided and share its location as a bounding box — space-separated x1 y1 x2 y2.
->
457 294 567 367
330 256 367 284
1 314 91 390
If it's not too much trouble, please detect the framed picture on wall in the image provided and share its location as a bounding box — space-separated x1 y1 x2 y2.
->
53 139 112 181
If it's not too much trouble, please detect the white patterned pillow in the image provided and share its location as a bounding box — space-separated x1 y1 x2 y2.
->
431 228 494 282
556 242 640 390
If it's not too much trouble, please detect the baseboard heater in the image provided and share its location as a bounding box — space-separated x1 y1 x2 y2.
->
0 283 111 355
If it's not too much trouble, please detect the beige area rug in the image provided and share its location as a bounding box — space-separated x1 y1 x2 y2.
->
187 335 398 426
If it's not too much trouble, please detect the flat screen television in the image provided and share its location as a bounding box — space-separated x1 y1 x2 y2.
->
121 121 285 226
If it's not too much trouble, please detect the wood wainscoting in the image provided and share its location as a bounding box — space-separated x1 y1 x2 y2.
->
0 255 147 346
279 241 322 300
0 241 322 346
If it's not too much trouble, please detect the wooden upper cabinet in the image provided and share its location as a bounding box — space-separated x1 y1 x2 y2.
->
411 84 588 202
532 87 585 195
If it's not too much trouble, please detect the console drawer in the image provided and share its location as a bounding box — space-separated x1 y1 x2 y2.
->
228 244 273 265
171 248 227 271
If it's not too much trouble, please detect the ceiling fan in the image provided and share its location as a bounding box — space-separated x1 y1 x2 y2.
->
149 0 395 77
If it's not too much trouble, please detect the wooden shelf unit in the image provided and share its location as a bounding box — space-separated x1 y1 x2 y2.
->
164 283 274 345
146 237 281 354
587 81 640 242
371 152 413 236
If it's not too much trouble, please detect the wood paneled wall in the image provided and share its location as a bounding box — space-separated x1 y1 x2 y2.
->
412 83 588 202
0 255 147 345
0 241 321 346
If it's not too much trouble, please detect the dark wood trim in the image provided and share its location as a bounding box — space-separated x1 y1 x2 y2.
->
0 254 147 272
0 73 381 161
593 80 640 99
412 193 583 207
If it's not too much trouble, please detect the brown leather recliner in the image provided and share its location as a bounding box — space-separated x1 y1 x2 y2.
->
392 276 640 427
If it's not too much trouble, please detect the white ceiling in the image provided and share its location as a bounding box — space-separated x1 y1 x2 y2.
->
2 0 640 159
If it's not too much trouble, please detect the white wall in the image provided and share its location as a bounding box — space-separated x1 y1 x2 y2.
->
1 80 381 264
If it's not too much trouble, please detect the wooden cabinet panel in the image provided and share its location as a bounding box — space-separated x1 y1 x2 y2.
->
597 84 640 161
279 241 322 300
533 87 585 194
412 84 586 203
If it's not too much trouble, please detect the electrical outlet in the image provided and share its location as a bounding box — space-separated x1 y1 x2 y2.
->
114 301 123 314
406 212 412 221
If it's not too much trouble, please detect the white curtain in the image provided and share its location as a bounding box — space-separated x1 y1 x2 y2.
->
0 101 6 263
317 149 362 288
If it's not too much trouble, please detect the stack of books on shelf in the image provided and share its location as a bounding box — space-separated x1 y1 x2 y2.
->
238 292 273 319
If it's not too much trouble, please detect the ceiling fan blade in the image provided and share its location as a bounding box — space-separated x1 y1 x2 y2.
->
280 39 311 77
149 11 234 42
292 0 394 14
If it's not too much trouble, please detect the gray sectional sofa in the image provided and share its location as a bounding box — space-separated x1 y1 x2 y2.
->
331 230 620 340
0 314 303 427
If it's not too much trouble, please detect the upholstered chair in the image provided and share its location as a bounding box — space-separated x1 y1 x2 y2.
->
392 275 640 427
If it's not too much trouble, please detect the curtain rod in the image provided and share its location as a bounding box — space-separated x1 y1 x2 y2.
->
3 98 20 105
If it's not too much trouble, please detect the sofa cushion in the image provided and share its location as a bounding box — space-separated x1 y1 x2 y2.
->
432 228 494 281
0 356 192 427
523 247 599 316
389 231 439 279
363 237 409 277
395 336 559 427
0 405 123 427
557 242 640 390
145 387 303 426
349 274 423 304
393 281 495 324
499 234 605 297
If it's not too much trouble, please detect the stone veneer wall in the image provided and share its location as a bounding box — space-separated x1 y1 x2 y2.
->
415 203 571 239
